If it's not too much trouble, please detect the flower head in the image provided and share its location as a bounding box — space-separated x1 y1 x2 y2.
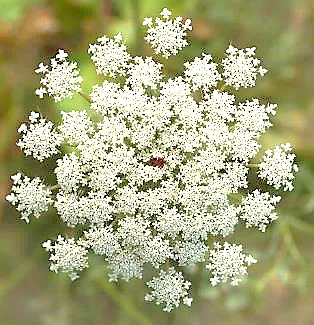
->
6 174 53 223
240 190 281 232
44 236 89 281
88 33 130 76
35 50 83 102
145 267 192 312
222 45 267 89
6 8 298 313
184 53 222 91
258 143 298 191
16 112 63 161
206 242 257 286
143 8 192 58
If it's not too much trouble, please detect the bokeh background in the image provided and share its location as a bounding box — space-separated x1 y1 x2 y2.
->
0 0 314 324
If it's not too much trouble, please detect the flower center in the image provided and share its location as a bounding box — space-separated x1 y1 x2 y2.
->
148 156 166 169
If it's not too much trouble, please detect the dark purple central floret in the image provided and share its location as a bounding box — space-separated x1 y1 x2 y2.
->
148 156 166 169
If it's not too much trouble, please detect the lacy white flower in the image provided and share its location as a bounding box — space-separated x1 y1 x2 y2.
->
117 215 151 247
107 249 144 282
7 8 298 313
206 242 257 286
240 189 281 231
55 152 88 193
88 33 130 76
184 53 222 91
55 191 114 227
84 226 120 257
6 173 53 223
139 235 173 268
143 8 192 58
54 192 83 227
35 49 83 102
126 56 163 89
145 268 192 312
17 112 63 161
79 192 115 225
258 142 299 191
222 45 268 89
59 110 94 145
43 235 89 281
174 240 208 266
235 99 277 135
226 128 261 162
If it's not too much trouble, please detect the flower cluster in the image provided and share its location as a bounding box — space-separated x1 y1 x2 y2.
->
42 236 89 281
6 173 53 223
17 112 63 162
184 53 222 91
259 142 299 191
206 242 257 286
145 267 193 312
240 190 281 232
35 50 83 102
7 8 298 312
222 45 268 89
143 8 192 58
88 33 130 76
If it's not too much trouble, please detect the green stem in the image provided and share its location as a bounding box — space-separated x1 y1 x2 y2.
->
288 216 314 234
219 84 227 92
166 310 176 325
247 164 259 168
95 278 151 325
132 0 142 53
48 184 60 191
279 220 305 264
79 91 92 104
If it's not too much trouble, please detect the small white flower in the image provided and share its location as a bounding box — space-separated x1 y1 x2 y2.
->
258 142 298 191
183 297 193 307
206 242 256 286
42 240 53 252
6 174 53 223
160 8 172 19
29 111 40 123
17 113 63 161
145 267 192 312
18 123 27 133
35 62 48 74
143 8 192 58
222 45 267 89
45 236 89 280
35 87 47 98
259 66 268 76
35 51 82 102
55 49 68 61
11 173 22 184
142 17 152 26
88 33 130 76
239 189 281 232
245 254 257 266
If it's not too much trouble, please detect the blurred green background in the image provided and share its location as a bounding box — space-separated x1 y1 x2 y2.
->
0 0 314 324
